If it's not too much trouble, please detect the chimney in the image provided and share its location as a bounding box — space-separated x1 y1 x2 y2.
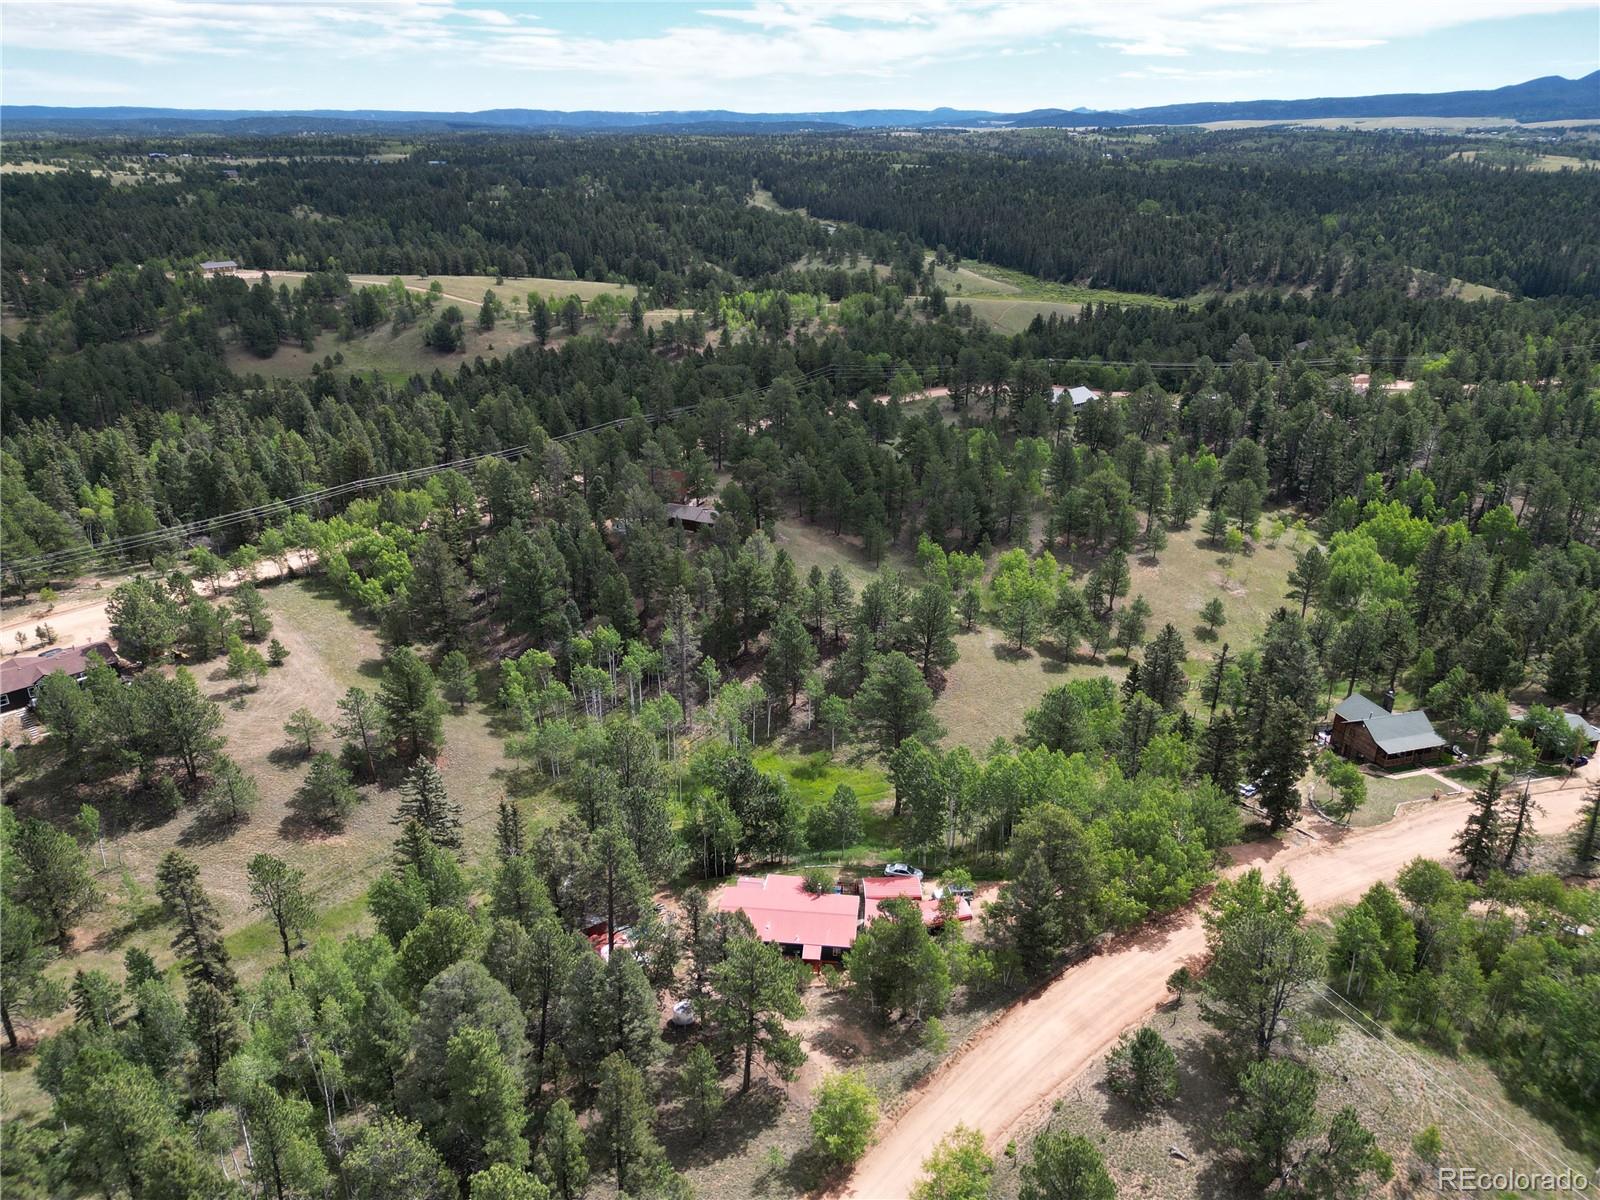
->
1382 688 1396 713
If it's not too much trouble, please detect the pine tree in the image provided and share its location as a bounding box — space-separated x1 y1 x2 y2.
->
592 1052 663 1195
677 1044 724 1142
379 646 446 762
1138 622 1189 710
292 750 360 828
443 1025 530 1176
1223 1058 1319 1187
8 814 101 947
495 797 527 861
247 853 315 988
903 583 959 677
1105 1025 1179 1112
345 1116 457 1200
1287 546 1328 617
396 760 464 850
1454 768 1504 883
283 706 325 756
335 685 383 780
155 850 236 992
985 850 1064 979
707 934 806 1092
1252 694 1309 831
1018 1128 1116 1200
185 980 238 1100
1573 780 1600 869
761 612 818 705
536 1098 590 1200
854 651 942 756
203 754 260 822
439 649 477 712
230 582 272 641
1201 870 1319 1057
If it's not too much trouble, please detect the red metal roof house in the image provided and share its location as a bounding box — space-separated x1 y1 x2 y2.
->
715 873 860 966
860 876 973 927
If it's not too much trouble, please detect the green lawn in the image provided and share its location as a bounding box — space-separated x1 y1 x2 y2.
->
751 748 904 863
1347 773 1445 828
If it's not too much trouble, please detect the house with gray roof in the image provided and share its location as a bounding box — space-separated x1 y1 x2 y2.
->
1330 692 1447 768
1564 710 1600 750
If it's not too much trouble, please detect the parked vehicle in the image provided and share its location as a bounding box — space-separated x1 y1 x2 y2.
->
1565 754 1590 768
669 999 697 1027
1452 744 1470 762
884 862 924 879
1237 782 1259 799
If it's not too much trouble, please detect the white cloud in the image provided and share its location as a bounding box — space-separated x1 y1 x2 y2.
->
0 0 1590 107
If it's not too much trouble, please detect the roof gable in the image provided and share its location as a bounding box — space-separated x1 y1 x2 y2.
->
1363 709 1446 755
1333 693 1387 723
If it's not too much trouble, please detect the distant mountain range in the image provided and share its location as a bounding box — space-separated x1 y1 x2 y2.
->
4 72 1595 136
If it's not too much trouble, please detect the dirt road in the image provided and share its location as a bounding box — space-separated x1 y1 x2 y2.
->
0 552 313 658
842 777 1596 1200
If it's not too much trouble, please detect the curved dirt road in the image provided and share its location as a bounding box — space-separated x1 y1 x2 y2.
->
842 776 1596 1200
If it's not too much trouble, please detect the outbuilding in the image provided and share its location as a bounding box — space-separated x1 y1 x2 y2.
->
665 501 719 531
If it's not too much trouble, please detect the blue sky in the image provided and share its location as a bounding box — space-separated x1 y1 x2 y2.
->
2 1 1595 113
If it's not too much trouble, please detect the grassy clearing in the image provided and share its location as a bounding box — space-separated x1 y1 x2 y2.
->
960 297 1086 334
771 518 916 592
933 257 1175 310
938 511 1313 750
226 318 547 385
752 748 901 863
989 993 1596 1200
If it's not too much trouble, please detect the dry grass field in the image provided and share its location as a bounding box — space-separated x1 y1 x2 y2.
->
225 318 547 385
988 991 1597 1200
940 511 1314 750
0 579 535 1112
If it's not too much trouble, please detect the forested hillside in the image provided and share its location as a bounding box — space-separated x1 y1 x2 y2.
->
2 127 1598 1200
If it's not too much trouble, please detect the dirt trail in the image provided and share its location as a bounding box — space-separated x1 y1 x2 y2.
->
841 777 1596 1200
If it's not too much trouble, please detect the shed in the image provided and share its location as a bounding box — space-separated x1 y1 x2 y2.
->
860 876 972 926
200 259 238 275
1050 385 1098 409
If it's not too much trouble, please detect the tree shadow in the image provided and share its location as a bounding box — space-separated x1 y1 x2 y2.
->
277 806 347 843
89 898 165 953
267 744 315 771
177 807 245 849
989 643 1033 663
661 1078 786 1170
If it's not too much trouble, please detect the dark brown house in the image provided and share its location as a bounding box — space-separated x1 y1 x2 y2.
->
1330 692 1446 769
0 641 124 712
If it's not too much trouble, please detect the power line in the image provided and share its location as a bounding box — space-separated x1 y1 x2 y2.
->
13 341 1591 574
1308 981 1588 1196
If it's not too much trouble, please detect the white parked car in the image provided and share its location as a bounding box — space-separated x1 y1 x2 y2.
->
1237 782 1259 799
669 999 697 1027
884 862 924 879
